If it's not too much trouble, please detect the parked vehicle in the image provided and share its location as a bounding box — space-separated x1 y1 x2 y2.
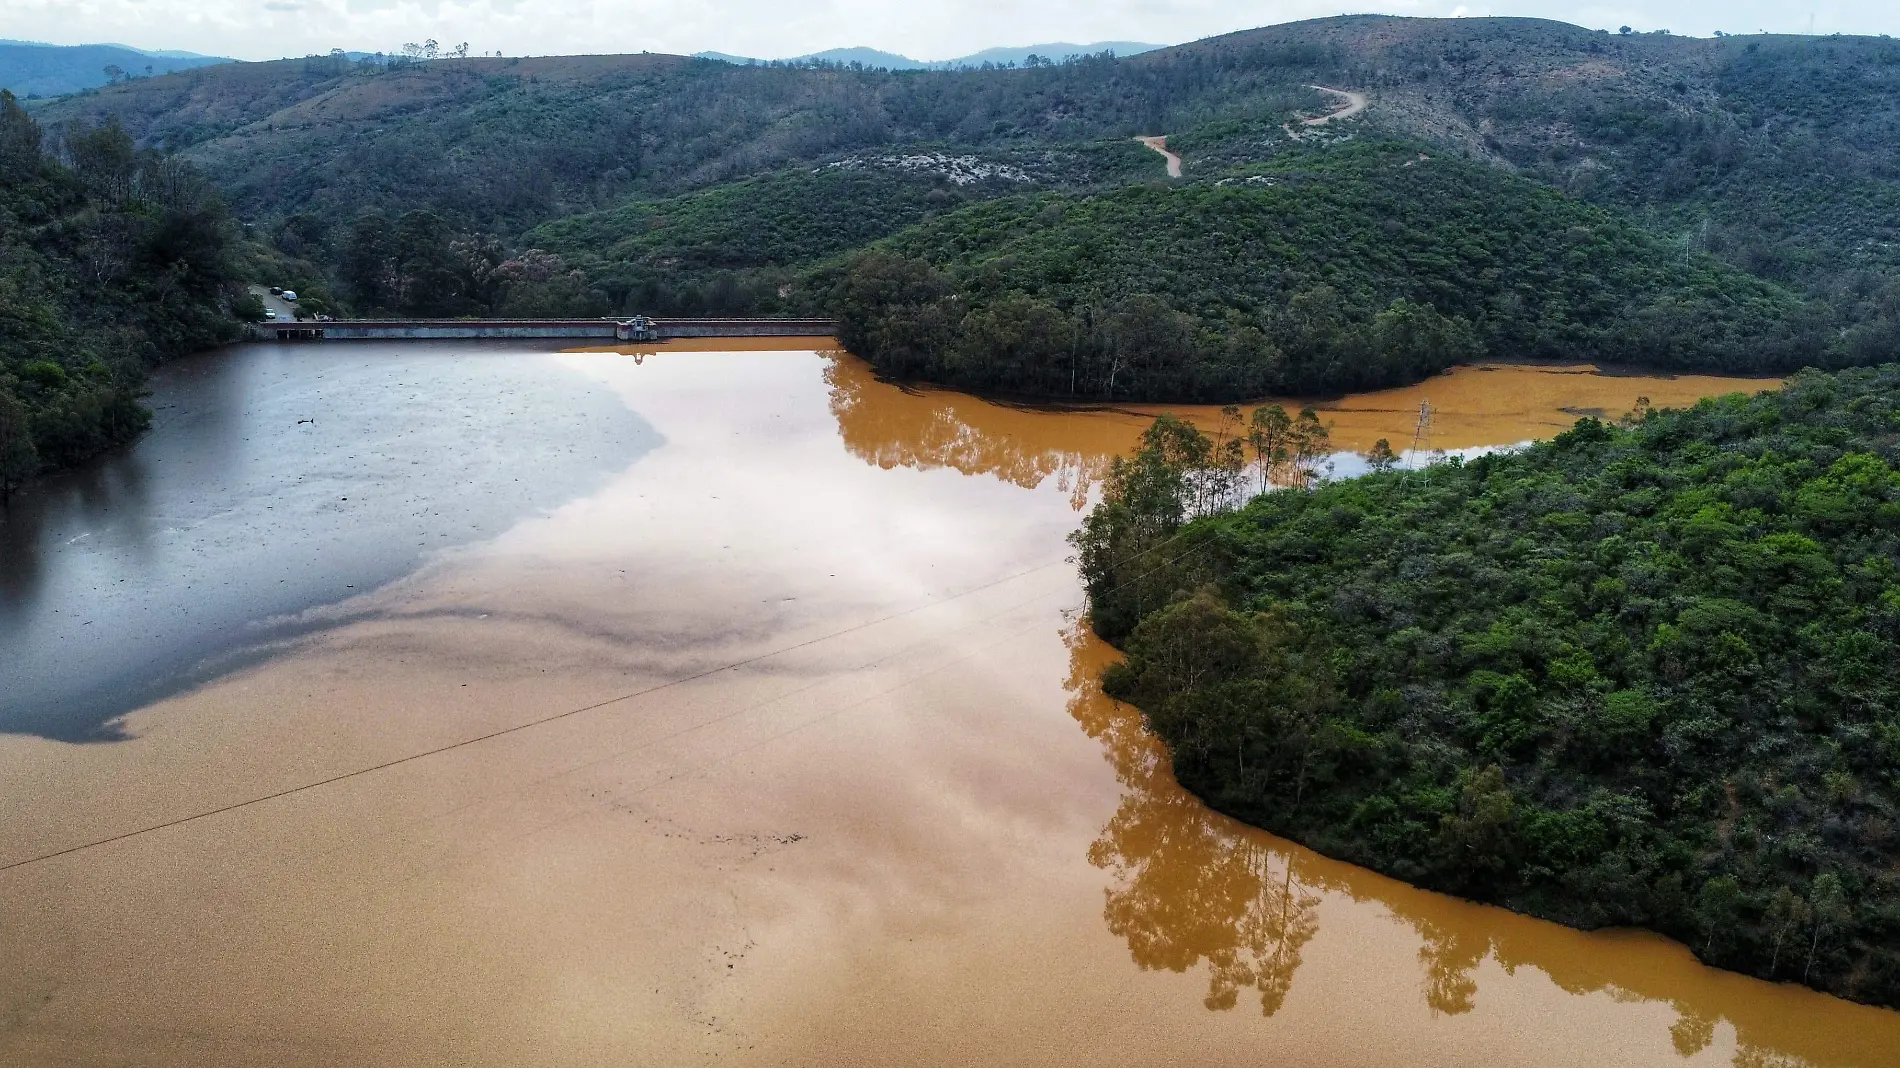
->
280 290 298 302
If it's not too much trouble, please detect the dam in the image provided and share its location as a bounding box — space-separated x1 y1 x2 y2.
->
253 315 837 342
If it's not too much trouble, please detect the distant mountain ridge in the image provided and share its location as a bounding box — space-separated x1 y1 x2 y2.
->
0 39 224 58
694 41 1164 69
0 40 230 98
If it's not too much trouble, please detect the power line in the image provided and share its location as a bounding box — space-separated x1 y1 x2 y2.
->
294 529 1221 882
328 537 1220 892
1404 398 1434 486
328 566 1093 871
366 579 1094 894
2 490 1223 877
0 559 1067 876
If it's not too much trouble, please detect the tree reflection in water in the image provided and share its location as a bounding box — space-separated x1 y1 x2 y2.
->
820 343 1898 1063
824 350 1791 511
1064 622 1321 1016
827 354 1119 510
1059 621 1899 1066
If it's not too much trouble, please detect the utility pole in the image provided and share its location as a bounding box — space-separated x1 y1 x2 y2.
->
1404 399 1433 486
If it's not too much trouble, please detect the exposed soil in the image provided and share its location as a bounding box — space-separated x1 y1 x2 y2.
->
1134 134 1182 177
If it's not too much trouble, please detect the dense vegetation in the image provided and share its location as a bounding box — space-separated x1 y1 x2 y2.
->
15 16 1900 479
321 209 600 318
529 164 1036 315
36 18 1900 304
1459 30 1900 291
36 49 1317 234
0 92 242 495
828 143 1827 399
1075 367 1900 1006
28 19 1896 369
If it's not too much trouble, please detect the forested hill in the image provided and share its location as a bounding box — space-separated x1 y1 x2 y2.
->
32 16 1900 297
823 144 1830 400
524 158 1151 316
27 49 1307 234
14 17 1899 421
1077 367 1900 1007
0 92 243 495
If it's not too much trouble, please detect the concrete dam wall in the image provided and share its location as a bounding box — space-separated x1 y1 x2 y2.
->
254 317 837 342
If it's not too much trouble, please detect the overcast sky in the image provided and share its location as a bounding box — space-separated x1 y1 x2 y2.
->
3 0 1896 63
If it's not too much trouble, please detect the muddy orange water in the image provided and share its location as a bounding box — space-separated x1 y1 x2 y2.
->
3 345 1886 1068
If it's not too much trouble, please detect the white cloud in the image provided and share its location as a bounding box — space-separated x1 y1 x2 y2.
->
1 0 1895 63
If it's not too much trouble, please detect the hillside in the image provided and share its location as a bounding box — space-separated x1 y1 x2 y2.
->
1202 18 1900 293
827 142 1825 400
17 16 1899 411
0 92 244 492
30 16 1900 308
0 41 228 98
529 165 1004 315
33 49 1318 235
526 148 1154 314
1075 366 1900 1008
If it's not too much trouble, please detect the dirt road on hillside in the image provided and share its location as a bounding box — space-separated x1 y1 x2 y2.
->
1284 86 1369 140
1134 135 1182 177
1304 85 1368 125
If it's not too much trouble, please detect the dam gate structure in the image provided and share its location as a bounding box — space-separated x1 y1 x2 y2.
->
252 316 837 342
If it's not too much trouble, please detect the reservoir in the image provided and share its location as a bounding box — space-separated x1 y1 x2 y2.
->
2 342 1890 1067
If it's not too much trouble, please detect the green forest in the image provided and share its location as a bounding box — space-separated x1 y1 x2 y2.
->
528 165 1032 315
1074 366 1900 1006
825 142 1841 399
35 16 1900 306
31 17 1892 416
0 91 242 497
15 18 1894 417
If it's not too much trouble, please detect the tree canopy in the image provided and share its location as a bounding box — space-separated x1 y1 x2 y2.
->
1079 365 1900 1008
0 92 242 486
827 143 1829 400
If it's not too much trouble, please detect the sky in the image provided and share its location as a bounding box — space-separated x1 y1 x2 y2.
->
2 0 1896 63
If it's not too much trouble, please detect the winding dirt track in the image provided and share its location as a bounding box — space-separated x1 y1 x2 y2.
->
1142 86 1366 174
1133 135 1182 178
1302 85 1369 126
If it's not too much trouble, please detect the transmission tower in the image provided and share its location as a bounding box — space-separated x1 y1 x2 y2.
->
1404 399 1433 484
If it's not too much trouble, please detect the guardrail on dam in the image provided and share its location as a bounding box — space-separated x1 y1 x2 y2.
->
252 316 837 342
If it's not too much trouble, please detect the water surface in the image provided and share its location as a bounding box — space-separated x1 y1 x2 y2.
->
2 347 1882 1068
0 343 655 740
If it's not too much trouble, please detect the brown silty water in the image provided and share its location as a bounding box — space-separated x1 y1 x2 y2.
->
2 344 1888 1067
